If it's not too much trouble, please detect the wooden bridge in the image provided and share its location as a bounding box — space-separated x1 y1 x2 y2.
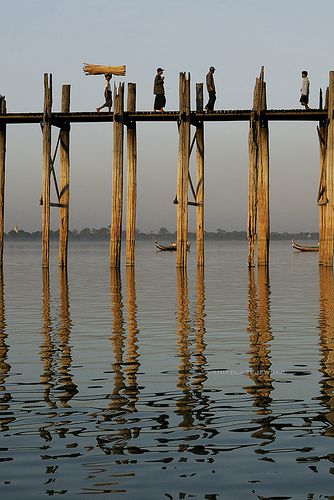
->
0 67 333 269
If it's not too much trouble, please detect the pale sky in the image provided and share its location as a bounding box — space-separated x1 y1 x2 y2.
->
1 0 333 233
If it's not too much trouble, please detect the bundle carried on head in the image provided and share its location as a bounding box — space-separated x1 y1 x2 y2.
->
83 63 126 76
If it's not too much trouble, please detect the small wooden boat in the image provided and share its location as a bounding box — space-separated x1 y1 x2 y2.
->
291 239 319 252
155 240 190 251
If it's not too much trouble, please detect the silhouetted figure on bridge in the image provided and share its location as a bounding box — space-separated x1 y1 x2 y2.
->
96 74 112 113
300 70 310 110
205 66 216 111
153 68 166 112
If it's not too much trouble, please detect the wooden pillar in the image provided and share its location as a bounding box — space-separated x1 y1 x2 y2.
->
319 71 334 266
247 67 269 267
317 87 328 265
176 73 190 268
58 85 71 268
257 78 270 266
0 97 6 266
196 83 205 266
110 83 124 268
42 73 52 268
126 83 137 266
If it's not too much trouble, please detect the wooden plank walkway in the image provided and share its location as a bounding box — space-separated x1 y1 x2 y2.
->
0 109 328 125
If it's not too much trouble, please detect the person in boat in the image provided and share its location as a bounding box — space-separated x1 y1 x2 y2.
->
96 74 112 113
153 67 166 112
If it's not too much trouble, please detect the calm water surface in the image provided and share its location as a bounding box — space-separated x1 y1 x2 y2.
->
1 240 334 499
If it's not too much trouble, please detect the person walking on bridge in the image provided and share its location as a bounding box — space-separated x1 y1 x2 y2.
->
153 67 166 112
300 70 310 110
205 66 216 111
96 73 112 112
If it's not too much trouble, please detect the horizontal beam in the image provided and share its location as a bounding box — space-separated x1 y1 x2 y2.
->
0 109 328 125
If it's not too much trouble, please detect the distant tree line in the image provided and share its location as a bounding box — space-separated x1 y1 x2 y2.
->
5 226 319 241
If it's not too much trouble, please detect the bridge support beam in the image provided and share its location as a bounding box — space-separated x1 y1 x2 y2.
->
0 96 6 267
126 83 137 267
319 71 334 266
196 83 205 267
58 85 71 268
110 83 124 268
248 67 270 267
176 73 190 268
42 74 52 268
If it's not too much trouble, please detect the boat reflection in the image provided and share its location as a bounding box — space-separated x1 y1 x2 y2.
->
318 266 334 436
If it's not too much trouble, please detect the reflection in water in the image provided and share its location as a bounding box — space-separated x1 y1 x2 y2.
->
175 267 208 429
39 268 77 409
176 267 193 428
124 266 140 411
193 265 207 393
96 268 141 455
56 268 78 406
0 269 14 431
108 268 127 414
246 267 275 444
39 268 55 408
318 267 334 436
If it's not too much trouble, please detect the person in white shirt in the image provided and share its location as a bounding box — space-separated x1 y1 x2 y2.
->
300 71 310 110
96 74 112 112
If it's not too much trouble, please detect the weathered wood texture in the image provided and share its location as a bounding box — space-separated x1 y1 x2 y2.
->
58 85 71 267
126 83 137 266
176 73 190 268
42 74 52 268
0 97 6 266
110 83 124 268
1 109 329 126
257 80 270 266
317 88 328 264
196 83 204 266
247 68 269 267
319 72 334 266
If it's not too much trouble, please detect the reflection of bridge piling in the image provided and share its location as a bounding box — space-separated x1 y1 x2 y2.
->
0 98 6 267
1 69 334 269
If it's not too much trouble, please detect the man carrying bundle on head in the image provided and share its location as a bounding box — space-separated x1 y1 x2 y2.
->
96 73 113 113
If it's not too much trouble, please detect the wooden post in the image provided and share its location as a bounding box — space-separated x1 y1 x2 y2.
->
176 73 190 268
196 83 205 267
126 83 137 266
317 87 328 265
319 73 334 267
58 85 71 268
248 81 260 267
110 83 124 268
42 74 52 268
247 67 269 267
0 97 6 267
257 76 270 266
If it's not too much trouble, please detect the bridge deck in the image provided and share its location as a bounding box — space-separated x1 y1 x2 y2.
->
0 109 328 125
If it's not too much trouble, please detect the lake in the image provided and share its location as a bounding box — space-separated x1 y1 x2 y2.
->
1 239 334 498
